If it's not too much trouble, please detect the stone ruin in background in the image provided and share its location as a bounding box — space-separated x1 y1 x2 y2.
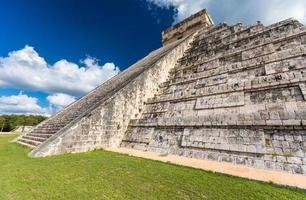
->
15 9 306 175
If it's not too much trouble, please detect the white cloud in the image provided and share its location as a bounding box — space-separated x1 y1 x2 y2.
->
0 45 120 115
146 0 306 25
47 93 76 109
256 0 306 25
146 0 210 24
0 45 120 97
0 92 50 115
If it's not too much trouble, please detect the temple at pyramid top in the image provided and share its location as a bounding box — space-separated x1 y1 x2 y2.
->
162 9 214 46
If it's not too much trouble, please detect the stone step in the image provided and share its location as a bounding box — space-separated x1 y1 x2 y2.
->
34 126 60 130
40 124 66 129
17 138 42 147
16 140 36 149
31 129 58 134
30 132 57 136
26 133 53 138
22 135 46 142
36 125 66 130
45 121 71 125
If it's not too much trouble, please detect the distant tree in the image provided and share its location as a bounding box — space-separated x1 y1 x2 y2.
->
0 115 47 132
0 116 4 132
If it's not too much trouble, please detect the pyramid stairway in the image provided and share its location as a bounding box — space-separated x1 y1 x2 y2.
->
16 38 189 149
122 19 306 174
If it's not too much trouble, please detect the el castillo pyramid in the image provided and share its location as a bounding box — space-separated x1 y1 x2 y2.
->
15 9 306 175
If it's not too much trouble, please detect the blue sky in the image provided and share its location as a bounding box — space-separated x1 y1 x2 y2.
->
0 0 305 115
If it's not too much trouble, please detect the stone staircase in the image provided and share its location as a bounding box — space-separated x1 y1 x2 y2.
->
15 36 191 149
17 121 69 148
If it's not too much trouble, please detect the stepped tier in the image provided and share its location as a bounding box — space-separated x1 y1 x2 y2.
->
121 19 306 175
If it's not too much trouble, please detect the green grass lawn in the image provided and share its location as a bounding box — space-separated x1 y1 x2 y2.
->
0 135 305 200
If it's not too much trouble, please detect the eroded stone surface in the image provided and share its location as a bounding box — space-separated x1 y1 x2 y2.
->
195 92 245 109
122 18 306 175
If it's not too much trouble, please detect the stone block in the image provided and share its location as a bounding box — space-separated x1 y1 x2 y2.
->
276 156 287 163
301 165 306 174
195 92 244 109
266 120 282 126
284 135 294 141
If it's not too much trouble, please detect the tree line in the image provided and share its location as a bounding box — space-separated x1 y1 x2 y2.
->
0 115 47 132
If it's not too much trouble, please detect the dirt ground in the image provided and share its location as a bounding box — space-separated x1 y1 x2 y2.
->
106 147 306 190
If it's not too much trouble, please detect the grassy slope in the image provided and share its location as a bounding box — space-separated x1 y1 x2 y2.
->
0 135 305 200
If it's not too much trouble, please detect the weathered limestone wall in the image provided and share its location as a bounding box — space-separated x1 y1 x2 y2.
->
122 19 306 175
124 126 306 174
162 9 213 46
29 34 195 157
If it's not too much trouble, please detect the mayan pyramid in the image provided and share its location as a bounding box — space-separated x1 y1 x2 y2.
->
15 9 306 175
